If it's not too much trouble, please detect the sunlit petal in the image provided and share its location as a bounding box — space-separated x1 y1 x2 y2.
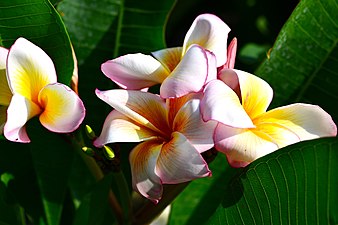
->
173 99 216 153
254 103 337 147
155 132 211 184
6 37 57 102
160 45 210 98
218 69 241 98
93 110 159 147
4 94 41 143
214 123 278 167
152 47 183 72
234 69 273 119
101 53 169 90
95 89 170 135
183 14 231 67
38 83 85 133
201 80 254 128
0 47 8 69
129 139 164 204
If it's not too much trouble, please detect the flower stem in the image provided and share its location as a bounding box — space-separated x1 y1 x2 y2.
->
67 130 124 224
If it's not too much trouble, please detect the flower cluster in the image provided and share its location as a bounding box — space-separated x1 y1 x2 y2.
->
94 14 337 202
0 14 336 204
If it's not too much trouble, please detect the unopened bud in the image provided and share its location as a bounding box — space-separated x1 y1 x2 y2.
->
82 146 95 156
85 125 96 140
103 145 115 160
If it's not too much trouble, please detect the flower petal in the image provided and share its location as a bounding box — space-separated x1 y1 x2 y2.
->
183 14 231 67
129 139 164 203
254 103 337 147
101 53 169 90
223 37 237 69
0 48 12 105
152 47 183 72
214 123 278 167
95 89 170 136
38 83 85 133
6 37 57 102
155 132 211 184
173 98 217 153
4 94 41 143
160 45 211 98
201 80 254 128
93 110 159 147
234 69 273 119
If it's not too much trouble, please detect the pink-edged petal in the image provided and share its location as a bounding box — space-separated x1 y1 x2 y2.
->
234 69 273 119
95 89 170 136
201 80 254 128
214 123 278 168
0 47 8 69
155 132 211 184
93 110 159 147
6 37 57 102
173 99 217 153
218 69 241 98
223 37 237 69
160 45 210 98
254 103 337 147
38 83 85 133
4 94 41 143
205 50 217 83
129 139 164 204
183 13 231 67
152 47 183 72
101 53 170 90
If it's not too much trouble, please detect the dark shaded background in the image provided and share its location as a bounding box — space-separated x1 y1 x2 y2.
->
166 0 299 73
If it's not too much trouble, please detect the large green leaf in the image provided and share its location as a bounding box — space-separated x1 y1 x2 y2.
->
27 119 75 225
168 153 239 225
0 141 45 224
207 137 338 225
0 0 74 85
57 0 176 131
256 0 338 122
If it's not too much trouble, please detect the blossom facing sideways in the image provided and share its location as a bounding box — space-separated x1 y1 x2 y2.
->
0 47 12 134
94 90 216 203
201 69 337 167
101 13 235 98
4 37 86 143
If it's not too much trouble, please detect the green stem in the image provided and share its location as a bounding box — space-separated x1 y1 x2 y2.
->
112 170 132 225
67 130 124 224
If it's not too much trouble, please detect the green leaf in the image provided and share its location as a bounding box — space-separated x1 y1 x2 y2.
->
0 0 74 85
0 140 45 224
72 173 114 225
56 0 176 132
207 137 338 225
27 119 75 225
168 153 239 225
256 0 338 122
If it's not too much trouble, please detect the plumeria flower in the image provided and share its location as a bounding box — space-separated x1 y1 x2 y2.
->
101 13 234 98
0 47 12 134
4 37 86 143
94 89 216 203
201 69 337 167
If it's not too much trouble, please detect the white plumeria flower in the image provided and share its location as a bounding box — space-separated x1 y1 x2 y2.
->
201 69 337 167
3 37 86 143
